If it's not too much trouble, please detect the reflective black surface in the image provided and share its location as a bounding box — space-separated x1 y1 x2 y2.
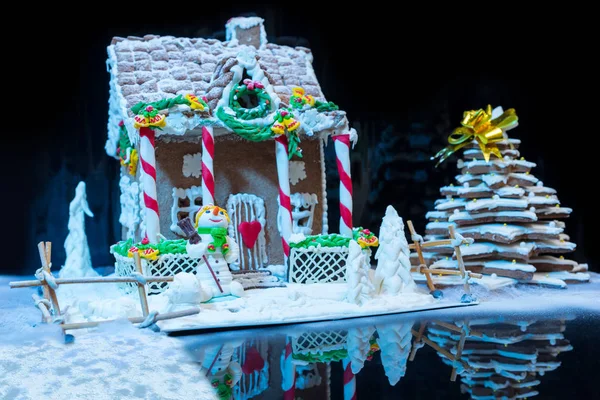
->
175 311 599 399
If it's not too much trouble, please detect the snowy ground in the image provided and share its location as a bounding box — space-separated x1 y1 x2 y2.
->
2 273 599 399
0 276 217 400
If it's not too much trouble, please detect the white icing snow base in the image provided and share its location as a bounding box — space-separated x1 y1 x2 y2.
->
153 283 469 332
49 279 472 333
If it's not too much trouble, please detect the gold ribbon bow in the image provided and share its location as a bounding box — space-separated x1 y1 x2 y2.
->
433 105 518 165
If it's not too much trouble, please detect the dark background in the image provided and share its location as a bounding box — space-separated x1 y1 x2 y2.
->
3 5 597 274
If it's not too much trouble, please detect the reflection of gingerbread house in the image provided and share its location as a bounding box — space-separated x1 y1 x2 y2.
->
232 339 270 400
427 319 573 399
106 16 356 274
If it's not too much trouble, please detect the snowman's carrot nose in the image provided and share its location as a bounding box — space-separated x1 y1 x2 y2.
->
212 207 219 216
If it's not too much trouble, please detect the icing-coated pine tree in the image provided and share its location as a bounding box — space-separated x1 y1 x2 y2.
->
59 182 98 278
417 106 589 288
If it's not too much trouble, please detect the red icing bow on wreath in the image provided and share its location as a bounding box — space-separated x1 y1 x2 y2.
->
243 79 264 91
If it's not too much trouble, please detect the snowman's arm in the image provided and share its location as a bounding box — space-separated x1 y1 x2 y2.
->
224 236 239 264
186 241 208 259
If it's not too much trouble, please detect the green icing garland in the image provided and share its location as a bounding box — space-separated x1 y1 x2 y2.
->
292 348 348 363
111 238 188 257
131 95 195 115
216 107 303 160
117 123 133 161
216 107 275 141
315 101 339 112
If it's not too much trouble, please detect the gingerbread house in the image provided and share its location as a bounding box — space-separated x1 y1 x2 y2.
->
106 17 356 276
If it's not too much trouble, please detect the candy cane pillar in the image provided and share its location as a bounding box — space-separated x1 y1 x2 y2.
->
139 127 160 243
333 134 353 237
342 358 357 400
201 126 215 205
281 337 296 400
275 136 293 263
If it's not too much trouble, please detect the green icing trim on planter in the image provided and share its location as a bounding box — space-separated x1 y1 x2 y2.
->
111 238 188 257
292 348 348 363
289 228 376 249
289 233 351 249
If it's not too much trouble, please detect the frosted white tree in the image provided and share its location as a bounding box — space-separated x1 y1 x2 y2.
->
347 325 376 374
59 182 98 278
376 322 413 386
345 240 375 305
373 205 416 295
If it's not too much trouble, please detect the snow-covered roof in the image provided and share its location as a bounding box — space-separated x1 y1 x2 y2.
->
105 16 349 157
107 34 324 116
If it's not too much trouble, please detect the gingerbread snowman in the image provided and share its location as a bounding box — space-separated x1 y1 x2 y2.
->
185 205 244 301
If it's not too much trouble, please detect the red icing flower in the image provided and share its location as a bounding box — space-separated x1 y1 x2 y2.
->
208 244 216 251
118 120 125 127
145 105 154 112
280 110 289 117
223 243 229 250
202 96 208 103
141 237 150 245
362 229 371 235
243 78 264 91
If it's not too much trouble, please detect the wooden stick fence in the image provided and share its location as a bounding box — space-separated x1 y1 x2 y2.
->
407 221 482 298
10 241 197 333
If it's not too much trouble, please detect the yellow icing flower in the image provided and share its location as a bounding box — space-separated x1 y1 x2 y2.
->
133 114 167 129
304 94 315 107
357 236 379 248
140 248 160 261
185 93 205 111
271 122 285 135
284 118 300 132
127 246 139 258
292 87 305 96
128 149 139 176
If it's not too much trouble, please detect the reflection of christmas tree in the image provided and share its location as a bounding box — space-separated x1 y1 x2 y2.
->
427 319 573 399
418 106 589 287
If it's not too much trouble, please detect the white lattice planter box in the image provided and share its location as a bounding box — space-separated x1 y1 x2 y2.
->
288 247 349 284
293 330 348 356
113 253 200 295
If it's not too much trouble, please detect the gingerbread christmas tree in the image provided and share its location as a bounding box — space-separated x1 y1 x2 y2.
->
416 106 589 287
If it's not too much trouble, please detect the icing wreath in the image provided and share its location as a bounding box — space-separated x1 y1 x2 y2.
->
229 79 272 120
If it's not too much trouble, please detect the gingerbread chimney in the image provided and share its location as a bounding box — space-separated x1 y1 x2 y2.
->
225 16 267 49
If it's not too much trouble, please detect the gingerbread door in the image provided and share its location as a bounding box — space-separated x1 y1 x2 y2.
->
226 193 268 270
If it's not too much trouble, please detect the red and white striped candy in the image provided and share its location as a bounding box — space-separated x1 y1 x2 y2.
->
333 134 353 237
281 337 296 400
275 135 293 262
201 126 215 205
139 127 160 243
342 357 357 400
